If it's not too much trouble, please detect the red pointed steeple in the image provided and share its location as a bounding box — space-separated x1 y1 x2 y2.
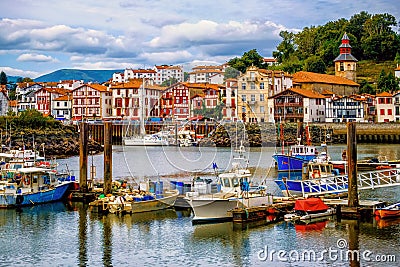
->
334 33 358 62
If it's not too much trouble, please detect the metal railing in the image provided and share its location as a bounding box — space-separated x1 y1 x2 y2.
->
300 168 400 197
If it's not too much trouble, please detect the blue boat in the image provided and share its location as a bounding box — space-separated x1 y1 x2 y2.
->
273 143 318 171
0 167 74 208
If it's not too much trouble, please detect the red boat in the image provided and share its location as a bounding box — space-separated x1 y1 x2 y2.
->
374 202 400 218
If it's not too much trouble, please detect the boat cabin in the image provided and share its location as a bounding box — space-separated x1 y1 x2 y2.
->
304 162 334 179
290 144 317 157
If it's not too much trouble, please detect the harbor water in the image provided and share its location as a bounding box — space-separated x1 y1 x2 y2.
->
0 144 399 266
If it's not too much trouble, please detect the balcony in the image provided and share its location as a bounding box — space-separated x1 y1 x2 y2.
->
275 102 303 107
247 100 256 105
246 77 257 82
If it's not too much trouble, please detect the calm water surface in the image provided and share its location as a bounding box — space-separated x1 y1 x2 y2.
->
0 144 399 266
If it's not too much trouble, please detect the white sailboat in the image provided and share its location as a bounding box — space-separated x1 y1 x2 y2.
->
123 78 169 146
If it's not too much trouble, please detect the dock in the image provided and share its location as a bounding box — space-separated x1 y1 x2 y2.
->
231 201 295 223
323 198 386 219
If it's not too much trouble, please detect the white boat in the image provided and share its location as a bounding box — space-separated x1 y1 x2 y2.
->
123 133 169 146
185 145 270 223
177 130 198 147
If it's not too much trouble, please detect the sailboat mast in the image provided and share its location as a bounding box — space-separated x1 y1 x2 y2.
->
140 77 146 136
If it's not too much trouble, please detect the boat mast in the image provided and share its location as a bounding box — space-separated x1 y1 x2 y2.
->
139 77 146 136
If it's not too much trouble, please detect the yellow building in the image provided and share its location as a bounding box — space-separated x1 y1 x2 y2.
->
237 66 292 122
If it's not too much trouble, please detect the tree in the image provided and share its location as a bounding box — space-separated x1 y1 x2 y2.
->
161 77 178 86
358 79 375 94
377 69 400 93
0 71 7 85
303 55 326 73
224 67 240 79
273 31 296 63
228 49 264 73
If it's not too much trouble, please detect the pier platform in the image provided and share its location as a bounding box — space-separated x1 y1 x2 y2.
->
323 199 386 219
231 201 295 223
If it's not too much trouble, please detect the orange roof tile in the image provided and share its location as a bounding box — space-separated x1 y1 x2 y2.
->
88 84 108 92
376 91 393 97
293 71 359 86
54 95 70 101
271 88 326 99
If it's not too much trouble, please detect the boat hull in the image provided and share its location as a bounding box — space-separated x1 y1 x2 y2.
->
129 192 178 213
273 154 314 172
0 182 73 208
124 138 168 146
188 197 239 223
187 195 273 223
99 190 179 214
375 209 400 218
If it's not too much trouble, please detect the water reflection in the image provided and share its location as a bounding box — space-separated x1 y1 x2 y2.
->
77 202 88 267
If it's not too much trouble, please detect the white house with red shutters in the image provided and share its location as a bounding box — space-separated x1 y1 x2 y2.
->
110 79 164 120
375 91 394 122
71 84 112 121
34 87 70 116
160 82 222 120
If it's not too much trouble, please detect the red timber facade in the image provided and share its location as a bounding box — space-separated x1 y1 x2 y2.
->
35 87 70 116
110 79 165 120
71 84 112 121
160 82 223 120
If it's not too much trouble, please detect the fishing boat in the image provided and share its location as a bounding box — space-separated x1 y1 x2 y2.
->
185 145 270 223
0 167 74 208
275 160 340 197
374 202 400 219
284 198 335 221
273 125 317 172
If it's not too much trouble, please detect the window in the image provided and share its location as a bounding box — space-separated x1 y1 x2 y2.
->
242 95 246 102
250 82 255 90
242 83 246 90
260 83 264 90
260 106 264 113
260 94 265 102
251 95 255 102
388 109 392 115
380 109 385 115
340 62 344 71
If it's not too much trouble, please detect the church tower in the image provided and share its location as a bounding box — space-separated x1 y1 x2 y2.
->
334 33 358 82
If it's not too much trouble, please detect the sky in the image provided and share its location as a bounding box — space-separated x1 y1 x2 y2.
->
0 0 399 79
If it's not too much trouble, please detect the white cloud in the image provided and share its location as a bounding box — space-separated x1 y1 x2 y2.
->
148 19 296 49
17 53 58 62
0 66 40 77
139 50 193 64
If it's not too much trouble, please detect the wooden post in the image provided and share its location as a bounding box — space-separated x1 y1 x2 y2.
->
103 122 112 195
79 122 88 193
347 122 359 207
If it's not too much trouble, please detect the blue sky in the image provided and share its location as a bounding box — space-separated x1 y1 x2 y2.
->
0 0 399 78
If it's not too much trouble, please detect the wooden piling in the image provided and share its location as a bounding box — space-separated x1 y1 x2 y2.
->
103 122 112 195
347 122 359 208
79 122 89 193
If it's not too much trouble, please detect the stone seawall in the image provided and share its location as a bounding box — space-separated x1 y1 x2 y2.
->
199 122 400 147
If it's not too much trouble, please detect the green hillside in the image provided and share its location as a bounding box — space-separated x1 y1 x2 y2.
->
34 69 123 83
327 60 397 85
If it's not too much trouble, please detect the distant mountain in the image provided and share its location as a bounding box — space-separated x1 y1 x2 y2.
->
34 69 123 83
7 76 22 83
